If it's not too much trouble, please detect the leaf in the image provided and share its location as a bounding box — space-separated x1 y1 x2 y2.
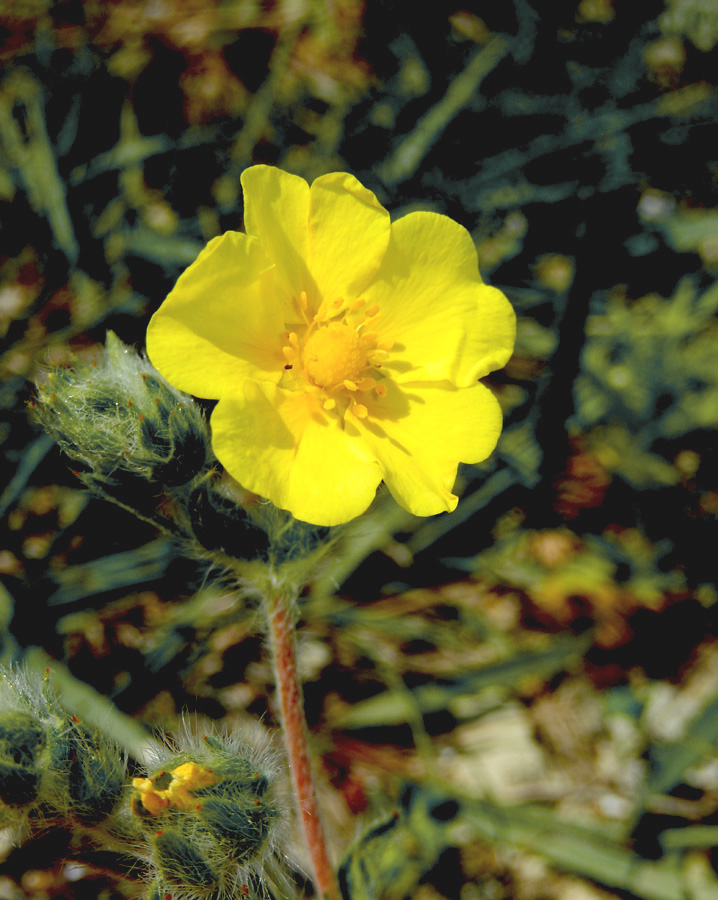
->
648 693 718 794
335 634 591 729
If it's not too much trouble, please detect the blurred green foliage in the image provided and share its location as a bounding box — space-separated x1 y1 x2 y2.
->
1 1 718 899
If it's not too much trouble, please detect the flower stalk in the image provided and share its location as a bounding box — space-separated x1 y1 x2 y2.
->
266 593 339 900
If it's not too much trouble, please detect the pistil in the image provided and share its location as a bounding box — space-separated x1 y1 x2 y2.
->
281 294 393 416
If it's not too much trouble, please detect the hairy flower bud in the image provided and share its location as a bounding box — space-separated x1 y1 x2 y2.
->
131 729 294 900
0 668 126 835
0 712 45 809
51 719 126 827
33 331 211 489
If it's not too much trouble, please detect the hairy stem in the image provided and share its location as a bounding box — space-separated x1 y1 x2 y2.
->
266 594 339 900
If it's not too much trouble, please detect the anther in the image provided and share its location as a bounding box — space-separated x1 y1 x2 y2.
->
343 379 358 391
361 333 378 347
350 298 366 310
323 399 336 410
375 383 387 397
377 339 394 352
356 377 376 391
365 303 380 317
332 297 344 308
371 349 390 362
288 332 298 347
282 346 296 362
353 403 368 418
299 290 308 309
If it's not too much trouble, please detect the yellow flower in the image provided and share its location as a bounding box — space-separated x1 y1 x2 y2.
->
133 761 217 815
146 165 515 526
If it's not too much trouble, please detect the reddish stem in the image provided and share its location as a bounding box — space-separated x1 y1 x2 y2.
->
267 596 339 900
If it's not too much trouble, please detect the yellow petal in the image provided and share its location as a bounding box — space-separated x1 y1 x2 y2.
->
364 212 515 386
210 383 382 526
241 165 313 301
308 172 391 305
146 231 285 399
347 379 502 516
457 283 517 383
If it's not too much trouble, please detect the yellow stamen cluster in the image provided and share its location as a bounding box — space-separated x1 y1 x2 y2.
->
281 291 393 418
303 323 367 389
133 761 217 815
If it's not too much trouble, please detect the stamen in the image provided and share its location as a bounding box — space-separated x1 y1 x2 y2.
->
365 303 380 318
282 346 296 362
360 333 378 347
299 290 308 310
356 377 376 391
350 298 366 310
323 398 336 410
343 379 358 391
353 403 368 418
377 339 394 352
370 349 390 362
332 298 344 308
288 332 299 347
375 383 387 397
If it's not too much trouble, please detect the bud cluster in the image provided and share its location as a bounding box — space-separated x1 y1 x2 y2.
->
0 668 125 836
0 670 295 900
131 730 292 900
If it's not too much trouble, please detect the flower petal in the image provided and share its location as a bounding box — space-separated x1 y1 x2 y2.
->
347 379 502 516
146 231 285 399
211 382 382 526
240 168 391 312
308 172 391 304
364 212 515 386
457 284 517 383
241 165 313 299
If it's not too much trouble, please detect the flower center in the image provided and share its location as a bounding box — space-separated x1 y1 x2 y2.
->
302 322 368 389
132 761 217 816
281 293 394 418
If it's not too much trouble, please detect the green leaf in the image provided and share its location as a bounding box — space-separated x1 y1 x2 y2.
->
336 634 591 729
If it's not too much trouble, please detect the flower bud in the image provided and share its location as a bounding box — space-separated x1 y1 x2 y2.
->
0 713 45 809
131 729 293 900
186 482 270 560
49 719 126 826
33 331 211 489
0 668 126 834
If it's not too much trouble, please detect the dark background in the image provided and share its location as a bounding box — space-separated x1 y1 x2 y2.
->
2 2 718 898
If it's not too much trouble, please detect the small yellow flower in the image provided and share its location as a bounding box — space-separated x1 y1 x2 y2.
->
146 165 515 526
133 761 217 815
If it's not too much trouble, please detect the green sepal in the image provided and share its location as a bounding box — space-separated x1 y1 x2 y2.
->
153 827 219 889
0 713 45 807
